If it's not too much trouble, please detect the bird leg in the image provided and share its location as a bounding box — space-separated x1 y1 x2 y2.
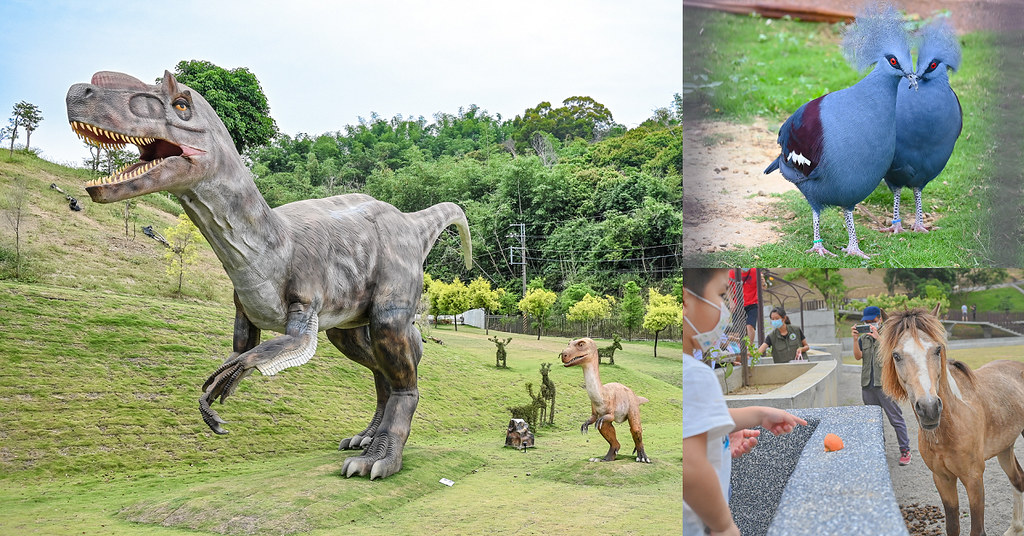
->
911 188 930 233
841 209 871 259
881 187 905 233
805 210 837 257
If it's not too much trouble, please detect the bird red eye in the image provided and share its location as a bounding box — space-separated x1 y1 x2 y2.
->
890 57 898 66
930 61 937 70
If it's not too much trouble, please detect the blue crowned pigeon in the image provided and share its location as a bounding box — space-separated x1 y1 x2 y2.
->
881 19 962 233
765 4 917 259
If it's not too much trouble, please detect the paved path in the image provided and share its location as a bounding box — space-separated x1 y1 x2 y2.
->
838 364 1024 535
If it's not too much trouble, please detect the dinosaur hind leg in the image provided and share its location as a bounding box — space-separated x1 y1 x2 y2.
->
629 414 650 463
593 416 620 462
327 326 390 450
341 311 422 480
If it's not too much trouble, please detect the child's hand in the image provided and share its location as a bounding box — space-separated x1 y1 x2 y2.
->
761 408 808 436
729 429 760 458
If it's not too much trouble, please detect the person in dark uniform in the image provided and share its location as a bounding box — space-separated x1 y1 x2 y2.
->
852 305 911 466
756 307 809 364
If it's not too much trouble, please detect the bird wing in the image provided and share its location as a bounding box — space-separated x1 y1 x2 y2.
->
768 95 827 183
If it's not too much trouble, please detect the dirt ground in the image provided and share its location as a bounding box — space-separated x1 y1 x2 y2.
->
838 365 1024 535
682 119 791 254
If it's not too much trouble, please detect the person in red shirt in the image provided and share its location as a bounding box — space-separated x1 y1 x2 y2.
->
728 268 759 343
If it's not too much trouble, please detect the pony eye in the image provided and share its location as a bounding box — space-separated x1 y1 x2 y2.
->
892 352 902 362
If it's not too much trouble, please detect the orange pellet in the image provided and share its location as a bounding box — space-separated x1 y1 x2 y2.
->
824 433 844 452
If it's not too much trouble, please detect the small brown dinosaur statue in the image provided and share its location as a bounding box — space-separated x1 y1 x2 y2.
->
560 337 650 463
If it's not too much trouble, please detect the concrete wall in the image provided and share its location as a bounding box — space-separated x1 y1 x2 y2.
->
764 307 838 346
462 308 485 329
724 360 838 409
768 406 908 535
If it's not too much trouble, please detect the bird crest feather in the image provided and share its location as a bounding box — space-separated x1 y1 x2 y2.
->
841 3 911 72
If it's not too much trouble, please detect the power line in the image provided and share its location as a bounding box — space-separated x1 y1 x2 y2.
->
528 242 682 254
523 253 680 263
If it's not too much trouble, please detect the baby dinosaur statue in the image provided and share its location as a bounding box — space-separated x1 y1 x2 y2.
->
559 338 650 463
65 70 472 480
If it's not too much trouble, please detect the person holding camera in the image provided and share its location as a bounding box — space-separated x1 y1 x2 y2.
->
852 305 911 466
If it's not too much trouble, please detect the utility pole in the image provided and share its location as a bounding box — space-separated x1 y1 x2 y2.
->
508 223 526 332
508 223 526 298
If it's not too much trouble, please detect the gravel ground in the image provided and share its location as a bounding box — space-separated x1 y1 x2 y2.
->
730 418 821 536
839 365 1024 536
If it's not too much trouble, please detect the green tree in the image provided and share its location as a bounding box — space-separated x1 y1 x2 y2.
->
790 268 847 310
164 213 205 296
620 281 645 340
556 283 597 315
467 276 504 334
428 277 471 331
567 293 615 337
170 60 277 154
6 101 42 156
643 288 682 357
518 287 558 340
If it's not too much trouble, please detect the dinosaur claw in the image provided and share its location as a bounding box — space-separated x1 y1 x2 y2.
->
199 398 230 434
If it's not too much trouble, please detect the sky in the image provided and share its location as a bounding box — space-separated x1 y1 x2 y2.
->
0 0 682 167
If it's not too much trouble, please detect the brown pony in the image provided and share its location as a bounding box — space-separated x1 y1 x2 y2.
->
881 304 1024 536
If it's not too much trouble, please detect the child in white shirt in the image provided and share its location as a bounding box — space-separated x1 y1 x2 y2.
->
683 268 807 536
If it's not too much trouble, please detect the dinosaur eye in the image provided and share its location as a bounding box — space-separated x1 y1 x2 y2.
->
886 55 901 68
172 98 192 120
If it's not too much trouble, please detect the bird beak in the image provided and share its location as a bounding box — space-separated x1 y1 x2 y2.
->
906 73 919 91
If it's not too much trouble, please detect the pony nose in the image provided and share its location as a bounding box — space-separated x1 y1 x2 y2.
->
915 397 943 422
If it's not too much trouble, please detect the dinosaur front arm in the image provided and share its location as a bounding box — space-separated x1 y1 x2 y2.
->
199 301 320 434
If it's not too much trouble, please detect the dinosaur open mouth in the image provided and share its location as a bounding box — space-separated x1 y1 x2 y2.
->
563 354 585 366
71 121 185 187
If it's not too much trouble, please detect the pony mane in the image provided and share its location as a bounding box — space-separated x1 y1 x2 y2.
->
918 18 961 71
947 358 976 384
841 2 910 72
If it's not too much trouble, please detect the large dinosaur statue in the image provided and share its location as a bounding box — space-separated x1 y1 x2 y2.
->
65 70 472 480
560 337 650 463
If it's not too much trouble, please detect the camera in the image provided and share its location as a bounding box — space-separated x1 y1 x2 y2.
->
855 324 873 334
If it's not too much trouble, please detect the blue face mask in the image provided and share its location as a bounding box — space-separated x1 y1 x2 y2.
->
771 318 784 329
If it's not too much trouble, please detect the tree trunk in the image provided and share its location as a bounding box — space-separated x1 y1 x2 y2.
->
654 329 661 357
25 129 31 152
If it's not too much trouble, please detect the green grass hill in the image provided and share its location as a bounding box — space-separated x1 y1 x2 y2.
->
0 153 682 535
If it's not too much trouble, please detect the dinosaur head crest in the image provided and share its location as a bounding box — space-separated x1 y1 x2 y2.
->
66 70 231 203
916 18 961 79
841 3 914 80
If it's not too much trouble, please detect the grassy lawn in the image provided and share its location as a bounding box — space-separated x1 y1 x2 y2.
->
950 286 1024 312
0 282 681 535
684 11 999 267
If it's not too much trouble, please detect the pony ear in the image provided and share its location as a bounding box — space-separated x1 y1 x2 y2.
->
880 308 889 322
881 351 908 402
931 303 942 317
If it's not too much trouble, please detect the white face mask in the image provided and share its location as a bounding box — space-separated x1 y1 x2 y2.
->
683 287 730 357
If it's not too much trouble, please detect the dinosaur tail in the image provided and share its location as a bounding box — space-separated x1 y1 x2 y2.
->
413 202 472 270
